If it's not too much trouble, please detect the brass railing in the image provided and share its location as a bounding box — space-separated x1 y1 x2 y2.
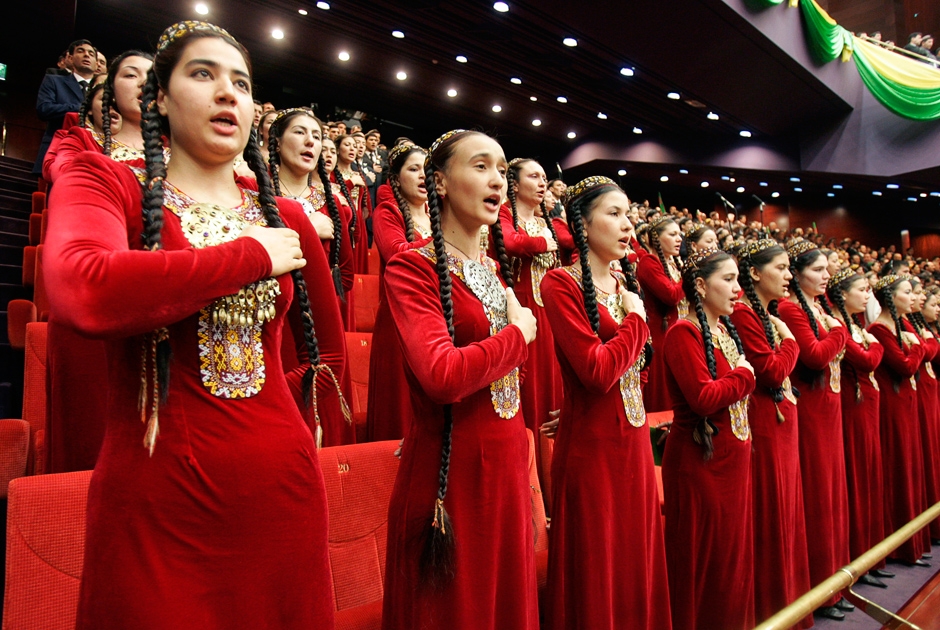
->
755 500 940 630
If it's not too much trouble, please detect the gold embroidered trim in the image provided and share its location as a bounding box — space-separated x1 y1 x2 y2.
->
666 259 689 318
713 324 751 441
522 217 557 307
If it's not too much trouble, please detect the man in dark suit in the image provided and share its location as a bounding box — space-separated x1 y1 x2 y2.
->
32 39 97 176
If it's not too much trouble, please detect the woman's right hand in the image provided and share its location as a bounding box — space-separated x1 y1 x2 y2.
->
309 213 335 240
621 288 646 320
823 314 842 329
902 331 921 346
240 225 306 276
541 227 558 252
736 355 755 375
507 288 537 343
769 314 795 341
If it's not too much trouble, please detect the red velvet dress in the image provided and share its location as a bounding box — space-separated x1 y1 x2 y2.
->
542 267 670 630
637 254 686 412
729 302 811 628
840 327 887 566
499 207 563 478
551 216 575 266
870 322 930 560
332 169 370 274
45 153 341 629
366 200 431 441
381 247 538 630
906 321 940 539
777 300 849 605
662 319 756 630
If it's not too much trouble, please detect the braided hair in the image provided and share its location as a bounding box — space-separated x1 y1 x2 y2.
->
78 80 105 130
874 278 907 350
101 50 153 156
649 217 680 279
139 25 330 445
388 146 427 242
826 274 864 330
788 247 826 339
738 243 787 403
907 278 928 335
330 134 358 244
419 130 514 587
507 158 560 253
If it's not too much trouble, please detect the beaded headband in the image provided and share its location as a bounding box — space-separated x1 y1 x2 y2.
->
684 247 722 274
387 142 424 166
786 239 817 259
269 108 316 130
827 267 860 289
874 274 906 292
508 157 530 167
425 129 467 168
740 238 780 260
157 21 233 54
648 213 676 229
563 176 619 207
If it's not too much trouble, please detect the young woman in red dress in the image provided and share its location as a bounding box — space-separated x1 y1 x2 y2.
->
381 130 539 630
870 275 931 564
777 240 851 620
825 269 890 587
366 144 431 441
685 223 718 254
499 158 564 449
333 133 370 274
662 247 756 630
44 22 345 628
731 239 812 628
904 278 940 543
542 176 669 630
922 283 940 540
637 215 686 412
257 109 277 164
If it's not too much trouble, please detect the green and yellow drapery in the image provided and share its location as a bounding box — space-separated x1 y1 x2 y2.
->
760 0 940 120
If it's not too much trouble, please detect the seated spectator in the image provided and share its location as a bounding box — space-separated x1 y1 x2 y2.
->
96 51 107 74
903 32 932 63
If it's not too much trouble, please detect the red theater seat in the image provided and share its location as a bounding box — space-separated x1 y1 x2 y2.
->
21 246 36 288
6 301 36 351
345 332 372 443
22 323 48 475
367 247 380 276
33 245 48 322
28 214 42 247
352 274 379 333
31 192 45 215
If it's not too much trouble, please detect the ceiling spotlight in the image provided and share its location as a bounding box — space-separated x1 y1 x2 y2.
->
493 1 509 12
338 51 350 61
771 191 780 198
632 127 642 134
446 88 457 97
510 77 522 85
617 169 627 176
794 187 803 192
886 183 900 189
908 197 918 202
873 191 883 196
660 176 669 182
396 71 407 80
931 192 940 197
721 176 730 181
827 193 835 197
739 130 752 138
790 177 800 182
563 37 578 47
597 112 607 119
833 184 843 189
736 186 745 193
729 177 735 183
759 181 768 186
195 2 209 15
679 169 689 174
920 193 927 198
532 119 542 126
456 55 468 63
557 96 568 103
298 8 307 14
271 28 285 39
567 131 577 139
700 181 709 188
707 111 719 120
316 1 330 8
492 104 502 112
530 96 538 101
392 30 405 38
667 92 680 100
620 67 635 77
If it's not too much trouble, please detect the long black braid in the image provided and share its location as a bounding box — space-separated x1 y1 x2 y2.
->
489 219 514 288
332 169 357 245
101 50 152 157
875 282 906 350
390 178 416 242
567 199 600 334
508 159 559 265
650 219 678 280
738 255 786 404
317 156 345 299
692 291 718 460
788 249 823 339
620 254 654 367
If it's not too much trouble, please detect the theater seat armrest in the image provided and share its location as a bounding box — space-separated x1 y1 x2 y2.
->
0 420 31 498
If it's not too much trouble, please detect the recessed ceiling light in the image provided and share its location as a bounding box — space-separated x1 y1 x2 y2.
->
827 193 835 197
721 176 730 181
931 192 940 197
510 77 522 85
271 28 285 39
456 55 468 63
632 127 642 134
707 111 719 120
667 92 680 100
530 96 538 101
771 191 780 198
886 183 900 189
920 193 927 198
195 2 209 15
908 197 918 202
736 186 745 193
700 181 709 188
392 30 405 38
660 176 669 182
789 177 800 182
567 131 577 139
298 8 307 14
557 96 568 103
597 112 607 120
492 104 502 112
563 37 578 47
620 67 635 77
759 182 768 186
338 51 350 61
740 130 752 138
794 187 803 192
833 184 843 189
532 119 542 126
316 1 330 8
493 1 509 12
679 169 688 174
617 169 627 176
729 177 735 183
396 71 407 80
873 191 883 196
446 88 457 97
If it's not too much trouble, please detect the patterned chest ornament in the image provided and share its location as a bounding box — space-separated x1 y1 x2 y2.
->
565 265 648 427
522 217 558 307
769 320 800 407
164 182 281 400
818 310 846 394
713 324 751 442
666 260 690 319
851 324 881 396
422 247 521 418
